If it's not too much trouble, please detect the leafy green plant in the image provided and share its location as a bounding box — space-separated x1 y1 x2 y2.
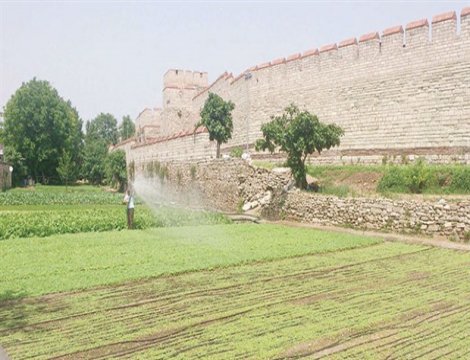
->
230 147 244 158
105 150 127 192
407 158 431 194
378 161 470 194
0 189 122 206
0 205 231 240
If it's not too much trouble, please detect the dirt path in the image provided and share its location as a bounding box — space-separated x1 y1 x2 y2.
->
266 220 470 251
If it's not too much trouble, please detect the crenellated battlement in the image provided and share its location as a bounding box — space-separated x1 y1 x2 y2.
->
119 7 470 165
163 69 208 89
225 8 468 80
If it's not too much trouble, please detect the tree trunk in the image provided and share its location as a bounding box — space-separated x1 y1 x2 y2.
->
216 142 221 158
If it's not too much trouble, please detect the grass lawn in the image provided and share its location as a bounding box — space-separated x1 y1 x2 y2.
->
0 224 380 298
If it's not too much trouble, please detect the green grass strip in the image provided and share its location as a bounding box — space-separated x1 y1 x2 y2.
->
0 224 381 298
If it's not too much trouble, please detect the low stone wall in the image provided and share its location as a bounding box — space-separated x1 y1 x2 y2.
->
283 191 470 240
138 158 470 241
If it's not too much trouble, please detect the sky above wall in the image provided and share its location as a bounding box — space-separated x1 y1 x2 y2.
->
1 1 468 124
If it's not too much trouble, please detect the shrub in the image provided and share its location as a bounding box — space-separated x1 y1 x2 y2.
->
378 161 470 194
407 158 432 194
230 147 244 158
449 166 470 192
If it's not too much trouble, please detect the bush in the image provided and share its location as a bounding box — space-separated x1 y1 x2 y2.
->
230 147 244 158
378 160 470 194
407 158 432 194
449 166 470 192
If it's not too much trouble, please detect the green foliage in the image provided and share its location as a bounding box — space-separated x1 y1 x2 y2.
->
81 113 120 185
3 78 83 184
104 150 127 192
85 113 118 145
81 138 108 185
119 115 135 141
230 146 244 158
195 92 235 158
256 104 344 189
56 151 75 188
378 160 470 194
0 205 230 240
0 187 122 206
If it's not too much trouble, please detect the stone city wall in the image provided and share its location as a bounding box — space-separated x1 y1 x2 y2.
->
115 8 470 165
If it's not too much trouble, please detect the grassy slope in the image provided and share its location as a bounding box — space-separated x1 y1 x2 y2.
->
0 224 381 298
3 242 470 359
253 161 470 196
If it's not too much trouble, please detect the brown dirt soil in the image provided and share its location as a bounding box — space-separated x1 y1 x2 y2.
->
333 171 383 194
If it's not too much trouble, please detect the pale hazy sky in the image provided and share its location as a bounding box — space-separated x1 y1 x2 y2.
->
1 1 468 124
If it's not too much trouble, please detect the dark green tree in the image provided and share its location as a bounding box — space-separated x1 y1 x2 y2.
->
81 113 119 184
119 115 135 141
3 78 83 184
105 149 127 192
256 104 344 189
85 113 118 145
56 151 75 190
195 93 235 158
81 137 108 185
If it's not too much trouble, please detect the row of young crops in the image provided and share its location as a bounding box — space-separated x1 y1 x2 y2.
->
0 187 230 239
2 242 469 359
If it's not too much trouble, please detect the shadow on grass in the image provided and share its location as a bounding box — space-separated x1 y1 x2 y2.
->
0 290 31 331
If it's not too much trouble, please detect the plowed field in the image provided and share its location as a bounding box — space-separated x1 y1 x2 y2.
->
1 233 469 359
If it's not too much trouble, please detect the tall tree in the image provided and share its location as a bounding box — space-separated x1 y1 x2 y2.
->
3 78 83 184
256 104 344 189
119 115 135 141
81 113 118 184
85 113 118 145
105 149 127 192
195 93 235 158
56 151 74 190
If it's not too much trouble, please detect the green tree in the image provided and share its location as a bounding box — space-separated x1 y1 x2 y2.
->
85 113 118 145
3 78 83 184
195 93 235 158
56 151 75 190
256 104 344 189
81 113 119 184
81 137 108 185
119 115 135 141
105 150 127 192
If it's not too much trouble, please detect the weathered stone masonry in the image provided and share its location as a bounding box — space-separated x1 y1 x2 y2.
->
115 9 470 166
139 159 470 240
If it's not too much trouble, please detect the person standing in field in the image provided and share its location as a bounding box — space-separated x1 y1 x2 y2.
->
123 185 135 229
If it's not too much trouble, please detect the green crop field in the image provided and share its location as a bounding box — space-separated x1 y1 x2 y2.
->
1 224 470 359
